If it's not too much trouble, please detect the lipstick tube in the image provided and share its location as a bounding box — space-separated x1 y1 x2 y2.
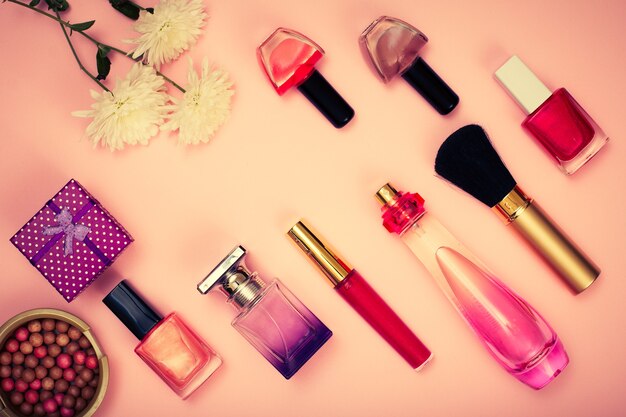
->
493 186 599 293
376 183 568 389
287 220 432 371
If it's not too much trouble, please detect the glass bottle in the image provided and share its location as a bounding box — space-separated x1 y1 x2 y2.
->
359 16 459 115
257 27 354 128
103 280 222 399
375 183 569 389
495 55 608 174
197 246 332 379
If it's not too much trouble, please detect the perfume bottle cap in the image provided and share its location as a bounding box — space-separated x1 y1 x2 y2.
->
494 55 552 115
103 280 163 340
375 183 401 205
376 183 426 234
287 220 351 286
197 246 265 308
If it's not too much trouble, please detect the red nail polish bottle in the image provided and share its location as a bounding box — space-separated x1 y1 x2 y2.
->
257 28 355 128
495 55 608 175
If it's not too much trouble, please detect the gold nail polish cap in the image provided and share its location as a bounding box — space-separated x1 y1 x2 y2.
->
287 220 351 286
375 183 400 205
495 55 552 115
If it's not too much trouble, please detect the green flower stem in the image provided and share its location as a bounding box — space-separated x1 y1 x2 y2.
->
54 11 110 92
5 0 185 93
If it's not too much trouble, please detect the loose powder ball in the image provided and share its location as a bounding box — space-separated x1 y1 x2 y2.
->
0 318 99 416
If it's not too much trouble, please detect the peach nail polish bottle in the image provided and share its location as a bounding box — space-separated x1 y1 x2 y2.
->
103 280 222 399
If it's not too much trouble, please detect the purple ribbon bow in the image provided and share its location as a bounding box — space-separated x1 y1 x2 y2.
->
30 199 111 266
42 207 91 256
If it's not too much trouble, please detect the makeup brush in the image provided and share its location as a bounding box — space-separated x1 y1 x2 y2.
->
434 124 600 294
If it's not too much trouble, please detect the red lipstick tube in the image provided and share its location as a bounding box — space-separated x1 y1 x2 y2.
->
288 220 432 370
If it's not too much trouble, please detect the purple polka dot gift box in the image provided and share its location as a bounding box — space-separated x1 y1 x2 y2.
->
10 179 133 302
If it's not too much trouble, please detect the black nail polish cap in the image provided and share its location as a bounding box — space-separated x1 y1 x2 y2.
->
103 280 163 340
401 57 459 115
297 70 355 128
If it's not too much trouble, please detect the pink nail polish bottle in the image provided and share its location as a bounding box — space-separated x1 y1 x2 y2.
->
495 55 608 174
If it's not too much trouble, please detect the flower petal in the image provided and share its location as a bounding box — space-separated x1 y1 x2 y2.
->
163 58 234 145
125 0 207 68
72 63 173 151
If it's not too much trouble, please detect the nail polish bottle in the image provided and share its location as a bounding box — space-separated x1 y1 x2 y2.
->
197 246 332 379
359 16 459 115
103 280 222 399
375 183 568 389
288 221 432 371
257 27 355 128
495 55 608 174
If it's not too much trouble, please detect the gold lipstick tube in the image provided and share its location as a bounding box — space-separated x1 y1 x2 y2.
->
493 186 600 293
287 221 351 287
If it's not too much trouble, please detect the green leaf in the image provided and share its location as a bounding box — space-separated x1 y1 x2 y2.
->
96 50 111 81
69 20 95 32
108 0 140 20
44 0 69 12
97 45 111 58
29 0 41 6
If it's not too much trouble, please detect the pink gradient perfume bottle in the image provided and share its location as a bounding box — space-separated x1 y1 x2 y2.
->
375 183 568 389
103 280 222 399
495 55 608 174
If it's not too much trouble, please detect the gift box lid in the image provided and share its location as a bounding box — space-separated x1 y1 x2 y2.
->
10 179 133 302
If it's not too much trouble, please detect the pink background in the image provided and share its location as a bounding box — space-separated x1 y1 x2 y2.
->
1 1 625 416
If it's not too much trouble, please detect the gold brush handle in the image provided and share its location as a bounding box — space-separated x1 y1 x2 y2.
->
494 186 600 294
513 202 600 293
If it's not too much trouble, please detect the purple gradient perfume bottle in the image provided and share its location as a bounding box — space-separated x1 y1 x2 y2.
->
197 246 332 379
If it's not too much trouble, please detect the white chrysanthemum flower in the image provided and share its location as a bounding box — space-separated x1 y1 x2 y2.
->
162 58 234 145
72 63 171 151
126 0 207 68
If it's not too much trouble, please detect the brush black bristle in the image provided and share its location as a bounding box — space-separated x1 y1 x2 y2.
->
434 124 517 207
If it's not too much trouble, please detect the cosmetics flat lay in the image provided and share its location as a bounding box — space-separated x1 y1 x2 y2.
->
1 6 618 417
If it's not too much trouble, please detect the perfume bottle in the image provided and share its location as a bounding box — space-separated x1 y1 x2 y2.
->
375 183 569 389
288 220 432 370
495 55 608 174
359 16 459 115
257 27 355 128
103 280 222 399
197 246 332 379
